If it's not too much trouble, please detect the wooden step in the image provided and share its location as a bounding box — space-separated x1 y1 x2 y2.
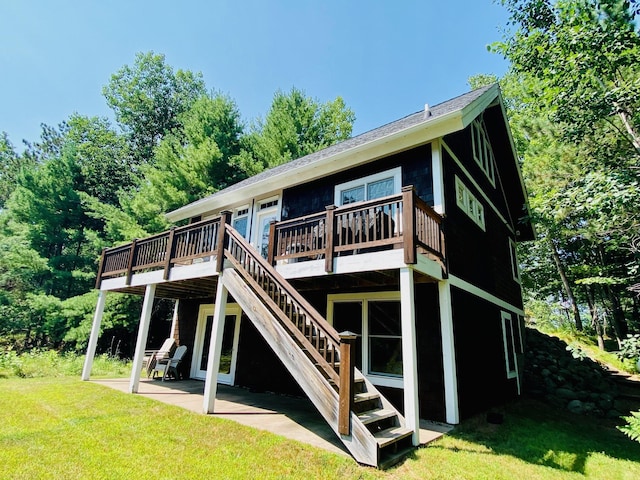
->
379 445 415 470
354 391 380 403
358 408 397 425
374 426 413 448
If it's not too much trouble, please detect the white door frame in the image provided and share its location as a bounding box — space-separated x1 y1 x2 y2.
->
251 196 280 259
191 303 241 385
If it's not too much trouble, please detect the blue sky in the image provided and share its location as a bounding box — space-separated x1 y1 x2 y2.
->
0 1 511 149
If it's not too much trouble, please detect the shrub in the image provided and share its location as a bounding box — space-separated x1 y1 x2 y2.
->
619 411 640 443
0 349 130 378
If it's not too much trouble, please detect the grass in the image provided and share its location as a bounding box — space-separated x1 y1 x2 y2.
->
1 377 639 479
0 349 131 379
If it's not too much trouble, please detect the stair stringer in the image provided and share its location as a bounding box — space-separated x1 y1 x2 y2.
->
221 267 380 466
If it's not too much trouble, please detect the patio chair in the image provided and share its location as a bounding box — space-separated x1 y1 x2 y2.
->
151 345 188 381
143 338 176 378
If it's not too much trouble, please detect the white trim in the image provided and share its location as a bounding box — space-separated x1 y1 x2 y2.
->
191 303 241 383
448 274 525 316
334 166 401 206
431 140 445 214
438 281 459 424
169 299 179 339
442 140 514 236
400 267 420 445
327 291 403 389
509 238 521 284
251 195 280 258
501 311 521 394
82 290 107 381
129 284 156 394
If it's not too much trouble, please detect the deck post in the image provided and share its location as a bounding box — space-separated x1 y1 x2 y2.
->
400 267 420 445
402 186 416 265
129 284 156 394
438 280 459 424
338 331 357 435
95 248 106 290
324 205 335 273
81 290 108 381
163 227 176 280
267 219 277 265
203 275 229 414
215 211 232 273
125 239 138 286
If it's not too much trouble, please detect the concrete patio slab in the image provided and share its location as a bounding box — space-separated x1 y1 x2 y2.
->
94 378 451 457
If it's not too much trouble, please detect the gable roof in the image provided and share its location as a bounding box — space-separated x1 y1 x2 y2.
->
167 84 518 223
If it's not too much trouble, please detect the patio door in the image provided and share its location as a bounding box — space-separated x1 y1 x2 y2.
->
191 304 241 385
252 197 279 259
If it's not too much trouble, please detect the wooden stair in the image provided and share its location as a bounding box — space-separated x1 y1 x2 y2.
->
221 226 415 467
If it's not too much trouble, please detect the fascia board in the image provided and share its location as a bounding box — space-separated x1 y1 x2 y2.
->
166 112 464 222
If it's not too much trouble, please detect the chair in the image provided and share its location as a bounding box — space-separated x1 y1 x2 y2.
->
143 338 176 378
151 345 188 381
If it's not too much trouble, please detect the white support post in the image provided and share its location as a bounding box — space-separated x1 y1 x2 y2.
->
431 140 445 215
129 284 156 394
81 290 108 381
400 267 420 445
203 276 229 414
438 280 459 424
170 299 180 339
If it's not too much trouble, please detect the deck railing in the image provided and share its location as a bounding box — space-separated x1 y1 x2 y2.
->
96 217 222 287
270 185 446 273
96 185 446 287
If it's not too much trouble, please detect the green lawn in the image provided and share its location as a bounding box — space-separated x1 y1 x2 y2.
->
1 378 639 479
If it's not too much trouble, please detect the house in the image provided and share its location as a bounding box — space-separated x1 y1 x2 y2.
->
82 84 533 467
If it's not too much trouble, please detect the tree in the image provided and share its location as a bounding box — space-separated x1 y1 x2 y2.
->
103 52 206 164
0 132 25 208
243 87 355 173
491 1 640 341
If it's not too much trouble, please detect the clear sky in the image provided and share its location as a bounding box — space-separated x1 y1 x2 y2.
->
0 0 511 149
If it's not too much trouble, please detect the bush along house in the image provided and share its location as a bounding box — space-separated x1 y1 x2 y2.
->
82 84 533 467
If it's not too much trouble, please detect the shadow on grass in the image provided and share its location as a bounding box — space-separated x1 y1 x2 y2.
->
441 396 640 475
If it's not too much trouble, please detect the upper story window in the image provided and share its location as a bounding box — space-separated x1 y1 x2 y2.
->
471 118 496 186
501 311 519 380
455 176 485 230
334 167 401 206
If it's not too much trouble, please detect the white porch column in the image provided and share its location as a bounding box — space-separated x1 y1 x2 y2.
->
129 284 156 394
400 267 420 445
438 280 459 424
81 290 108 381
203 275 229 414
169 299 180 339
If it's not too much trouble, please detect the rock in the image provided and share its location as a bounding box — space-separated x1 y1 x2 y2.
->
567 399 583 414
606 409 623 419
556 388 577 400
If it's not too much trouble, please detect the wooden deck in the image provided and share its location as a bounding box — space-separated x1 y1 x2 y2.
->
94 378 452 455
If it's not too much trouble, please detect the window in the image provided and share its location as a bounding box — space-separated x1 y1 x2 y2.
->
509 238 520 283
501 311 518 379
328 292 402 388
471 118 496 185
232 207 250 239
334 167 401 206
455 176 485 230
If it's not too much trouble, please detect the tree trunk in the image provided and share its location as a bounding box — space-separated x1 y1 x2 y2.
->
549 237 583 330
604 285 628 349
586 286 605 350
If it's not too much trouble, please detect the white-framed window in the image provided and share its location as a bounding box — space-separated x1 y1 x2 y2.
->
327 292 402 388
334 167 401 206
501 311 519 380
232 206 250 240
455 176 485 230
471 118 496 186
509 238 520 283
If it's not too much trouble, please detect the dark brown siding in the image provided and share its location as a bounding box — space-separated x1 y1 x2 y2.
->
451 287 519 419
176 298 211 377
415 283 446 422
442 147 523 308
282 144 433 219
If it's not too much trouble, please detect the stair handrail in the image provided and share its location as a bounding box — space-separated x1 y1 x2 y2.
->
224 225 341 347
